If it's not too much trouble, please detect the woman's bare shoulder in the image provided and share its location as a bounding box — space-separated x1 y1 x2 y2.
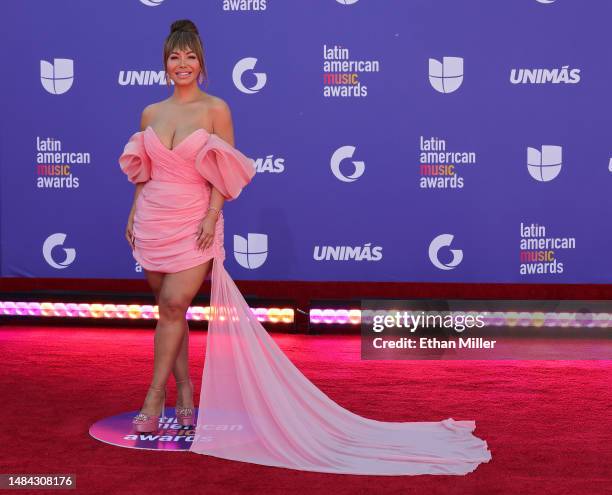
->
140 98 172 130
191 93 230 131
202 95 231 128
203 95 234 141
207 94 231 113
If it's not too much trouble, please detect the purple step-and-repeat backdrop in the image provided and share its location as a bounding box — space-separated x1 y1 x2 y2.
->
1 0 610 283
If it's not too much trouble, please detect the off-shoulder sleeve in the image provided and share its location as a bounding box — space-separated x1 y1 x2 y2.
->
194 134 256 200
118 131 151 184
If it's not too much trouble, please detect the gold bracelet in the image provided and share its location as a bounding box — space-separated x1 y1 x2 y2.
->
207 206 220 215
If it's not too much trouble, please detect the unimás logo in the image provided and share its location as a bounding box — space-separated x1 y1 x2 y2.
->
224 0 267 10
510 66 580 84
535 0 556 4
428 234 463 270
254 154 285 173
118 70 168 86
40 58 74 95
527 145 562 182
336 0 359 5
313 243 382 261
330 145 365 182
234 233 268 269
429 57 463 93
139 0 165 6
233 57 267 94
43 233 76 269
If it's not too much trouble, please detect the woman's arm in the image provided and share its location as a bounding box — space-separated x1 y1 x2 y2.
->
125 105 154 249
195 99 234 251
206 98 235 217
128 105 155 216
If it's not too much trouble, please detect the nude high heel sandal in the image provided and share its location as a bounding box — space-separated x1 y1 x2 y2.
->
132 385 166 433
175 378 195 427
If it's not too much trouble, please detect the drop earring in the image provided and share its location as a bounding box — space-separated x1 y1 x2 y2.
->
198 71 204 84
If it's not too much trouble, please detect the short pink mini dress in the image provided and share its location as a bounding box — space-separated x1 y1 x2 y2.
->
119 126 256 273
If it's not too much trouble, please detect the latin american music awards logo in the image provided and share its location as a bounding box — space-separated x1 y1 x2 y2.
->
418 136 477 189
89 406 262 452
519 222 576 275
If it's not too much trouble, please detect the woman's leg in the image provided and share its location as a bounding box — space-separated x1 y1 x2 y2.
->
174 320 194 409
144 269 190 385
173 320 190 382
138 260 212 416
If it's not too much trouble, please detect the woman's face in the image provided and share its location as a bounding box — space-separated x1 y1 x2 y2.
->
166 47 200 85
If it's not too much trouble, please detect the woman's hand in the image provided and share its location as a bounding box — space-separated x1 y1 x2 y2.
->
125 212 136 251
196 211 219 251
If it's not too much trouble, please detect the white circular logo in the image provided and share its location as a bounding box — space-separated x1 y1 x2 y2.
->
43 233 76 269
330 146 365 182
232 57 267 94
429 234 463 270
139 0 165 6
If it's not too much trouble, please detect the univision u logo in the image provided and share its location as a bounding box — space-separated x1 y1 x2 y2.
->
429 57 463 93
40 58 74 95
527 145 562 182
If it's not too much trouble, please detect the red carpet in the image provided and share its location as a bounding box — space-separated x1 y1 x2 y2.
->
0 325 610 494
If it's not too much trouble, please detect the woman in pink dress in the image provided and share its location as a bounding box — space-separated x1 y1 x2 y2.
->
119 18 255 436
119 19 492 475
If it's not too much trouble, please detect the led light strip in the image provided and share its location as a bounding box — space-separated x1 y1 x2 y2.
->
0 301 294 324
309 308 612 328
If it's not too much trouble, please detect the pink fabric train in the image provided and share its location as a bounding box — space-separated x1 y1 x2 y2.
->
119 127 492 475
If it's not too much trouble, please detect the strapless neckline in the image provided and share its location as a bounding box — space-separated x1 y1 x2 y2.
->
146 125 210 152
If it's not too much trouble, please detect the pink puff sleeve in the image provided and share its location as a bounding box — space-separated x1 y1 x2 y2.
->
118 131 151 184
194 134 256 200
